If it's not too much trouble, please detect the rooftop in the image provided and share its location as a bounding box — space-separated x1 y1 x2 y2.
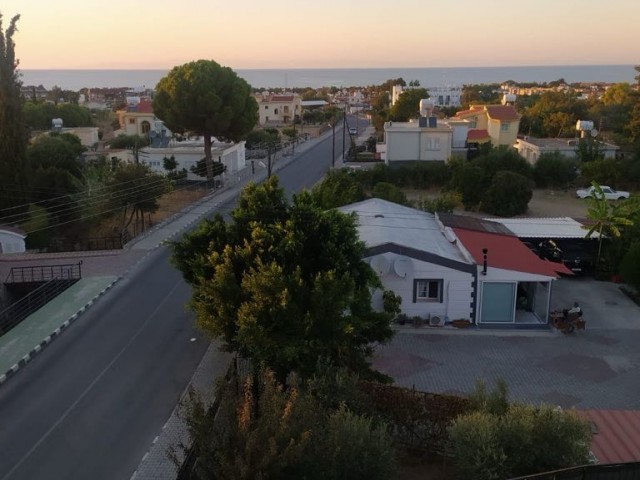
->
518 137 619 151
338 198 469 264
484 216 592 239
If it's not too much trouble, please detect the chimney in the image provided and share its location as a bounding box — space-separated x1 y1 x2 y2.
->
482 248 488 275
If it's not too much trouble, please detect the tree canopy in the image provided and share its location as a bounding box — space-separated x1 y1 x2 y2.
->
0 12 28 210
389 87 429 122
171 177 394 381
153 60 258 180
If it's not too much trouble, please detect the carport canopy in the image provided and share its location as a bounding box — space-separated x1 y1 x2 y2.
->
482 217 598 239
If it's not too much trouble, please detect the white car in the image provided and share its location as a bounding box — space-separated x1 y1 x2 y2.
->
576 185 630 200
348 127 358 135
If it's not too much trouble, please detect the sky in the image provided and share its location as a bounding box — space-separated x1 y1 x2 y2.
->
2 0 639 70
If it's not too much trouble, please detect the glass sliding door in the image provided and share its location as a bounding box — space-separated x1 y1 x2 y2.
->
481 282 516 323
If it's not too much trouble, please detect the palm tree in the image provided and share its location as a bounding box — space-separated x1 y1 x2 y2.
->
583 182 633 266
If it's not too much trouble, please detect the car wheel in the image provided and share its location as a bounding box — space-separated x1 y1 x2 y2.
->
618 196 626 200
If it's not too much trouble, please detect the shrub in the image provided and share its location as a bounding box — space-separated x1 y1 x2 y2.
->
449 163 486 209
382 290 402 317
449 411 506 480
416 191 462 213
371 182 409 205
449 380 592 479
580 158 623 186
533 152 579 188
312 169 366 209
482 171 533 216
620 242 640 291
319 405 396 480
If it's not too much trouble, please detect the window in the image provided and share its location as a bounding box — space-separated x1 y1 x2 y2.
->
128 118 135 124
274 108 279 114
414 279 443 302
284 106 289 113
264 105 269 109
141 121 150 134
501 122 509 132
425 138 440 150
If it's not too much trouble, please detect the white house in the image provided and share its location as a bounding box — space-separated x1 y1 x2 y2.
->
515 137 619 164
427 86 462 107
255 93 301 125
383 119 453 165
339 199 569 327
0 226 26 254
137 139 246 180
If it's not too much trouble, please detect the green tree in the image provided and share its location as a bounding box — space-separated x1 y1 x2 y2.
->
107 163 171 236
311 168 366 209
162 155 177 173
27 134 84 178
482 171 533 217
389 88 429 121
108 134 150 149
371 182 408 205
620 242 640 291
533 152 578 188
153 60 258 181
171 177 394 381
0 12 28 210
190 157 225 179
583 182 633 266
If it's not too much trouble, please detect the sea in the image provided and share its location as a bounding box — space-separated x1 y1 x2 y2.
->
18 65 636 91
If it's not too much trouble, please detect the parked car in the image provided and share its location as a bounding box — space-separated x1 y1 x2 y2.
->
535 239 593 275
349 127 358 135
576 185 630 200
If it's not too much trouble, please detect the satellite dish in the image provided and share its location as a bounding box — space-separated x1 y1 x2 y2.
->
590 129 598 138
393 257 413 278
370 256 390 275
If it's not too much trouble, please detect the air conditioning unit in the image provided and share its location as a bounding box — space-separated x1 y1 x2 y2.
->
429 315 442 326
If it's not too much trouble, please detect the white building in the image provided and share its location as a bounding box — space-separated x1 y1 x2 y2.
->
427 87 462 107
515 137 619 164
255 93 301 125
137 140 246 180
338 199 568 326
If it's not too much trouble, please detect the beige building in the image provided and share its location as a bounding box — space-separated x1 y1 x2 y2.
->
515 137 619 164
116 97 170 138
454 105 520 147
255 93 301 125
383 118 453 165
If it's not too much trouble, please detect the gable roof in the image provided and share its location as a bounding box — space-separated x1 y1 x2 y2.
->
485 105 520 121
452 227 571 277
338 198 469 264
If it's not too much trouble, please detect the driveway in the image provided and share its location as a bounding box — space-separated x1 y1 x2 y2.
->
373 278 640 409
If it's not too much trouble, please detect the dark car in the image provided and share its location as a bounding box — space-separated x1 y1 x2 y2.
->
534 239 593 275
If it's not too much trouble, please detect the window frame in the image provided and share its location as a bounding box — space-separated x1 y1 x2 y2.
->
413 279 444 303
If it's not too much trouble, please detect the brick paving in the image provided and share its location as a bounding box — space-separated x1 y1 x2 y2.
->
373 278 640 409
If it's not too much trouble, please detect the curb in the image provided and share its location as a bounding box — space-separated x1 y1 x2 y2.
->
0 276 122 387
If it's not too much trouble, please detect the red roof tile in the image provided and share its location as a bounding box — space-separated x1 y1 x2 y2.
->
581 410 640 464
467 129 491 141
455 106 483 117
486 105 520 121
453 228 571 276
135 99 154 113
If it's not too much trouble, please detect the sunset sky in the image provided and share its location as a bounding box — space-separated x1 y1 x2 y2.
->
2 0 638 70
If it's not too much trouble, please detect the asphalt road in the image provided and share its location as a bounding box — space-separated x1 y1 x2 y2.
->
0 126 345 480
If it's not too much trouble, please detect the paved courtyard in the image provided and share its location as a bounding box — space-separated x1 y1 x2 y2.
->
373 277 640 409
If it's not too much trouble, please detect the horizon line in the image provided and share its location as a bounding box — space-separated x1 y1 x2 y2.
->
19 63 636 72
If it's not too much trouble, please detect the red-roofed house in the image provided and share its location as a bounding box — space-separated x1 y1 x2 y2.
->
116 97 171 138
455 104 521 147
254 92 301 126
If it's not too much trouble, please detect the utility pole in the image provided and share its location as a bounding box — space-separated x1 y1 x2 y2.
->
267 144 272 178
342 106 346 163
332 123 336 168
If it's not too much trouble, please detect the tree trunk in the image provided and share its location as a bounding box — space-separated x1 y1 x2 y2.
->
203 133 213 184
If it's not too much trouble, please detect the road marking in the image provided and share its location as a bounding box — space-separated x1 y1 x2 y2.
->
0 279 183 480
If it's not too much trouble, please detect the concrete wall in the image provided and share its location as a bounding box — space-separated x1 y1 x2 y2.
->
0 230 26 254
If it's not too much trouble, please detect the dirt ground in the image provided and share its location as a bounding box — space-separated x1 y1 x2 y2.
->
406 188 589 219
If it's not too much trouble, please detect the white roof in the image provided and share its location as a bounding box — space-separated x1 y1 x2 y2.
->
338 198 469 263
301 100 328 107
483 217 589 239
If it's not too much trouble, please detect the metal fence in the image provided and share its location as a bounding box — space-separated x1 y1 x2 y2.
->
5 262 83 284
0 278 78 334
